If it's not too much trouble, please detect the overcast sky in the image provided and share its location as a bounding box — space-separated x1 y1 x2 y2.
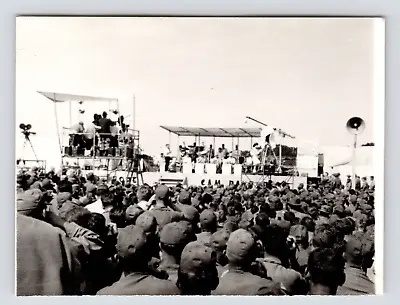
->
16 17 377 167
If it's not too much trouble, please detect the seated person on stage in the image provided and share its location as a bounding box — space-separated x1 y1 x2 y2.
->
212 155 223 173
70 121 85 155
226 153 236 165
222 156 230 165
196 151 207 164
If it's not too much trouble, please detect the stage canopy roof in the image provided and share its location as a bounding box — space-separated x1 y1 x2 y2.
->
38 91 118 103
160 126 262 138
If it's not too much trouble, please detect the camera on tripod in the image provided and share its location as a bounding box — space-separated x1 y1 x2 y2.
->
19 123 36 139
19 123 39 163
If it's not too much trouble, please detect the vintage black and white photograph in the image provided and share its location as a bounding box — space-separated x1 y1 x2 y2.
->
15 17 383 296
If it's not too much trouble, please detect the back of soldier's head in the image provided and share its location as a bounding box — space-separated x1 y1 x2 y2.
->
177 241 219 295
308 248 346 292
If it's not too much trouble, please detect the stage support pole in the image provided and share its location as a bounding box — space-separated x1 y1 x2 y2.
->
69 101 72 130
352 134 358 189
53 93 63 167
177 135 180 163
132 94 136 131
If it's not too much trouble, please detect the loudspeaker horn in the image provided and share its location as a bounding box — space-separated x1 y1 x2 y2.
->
346 117 365 135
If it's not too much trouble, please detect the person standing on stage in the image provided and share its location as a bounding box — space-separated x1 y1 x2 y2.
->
84 115 101 152
232 145 241 164
345 175 352 190
98 111 114 141
208 144 215 162
221 144 228 159
361 177 369 191
164 144 172 172
251 143 262 174
369 176 375 191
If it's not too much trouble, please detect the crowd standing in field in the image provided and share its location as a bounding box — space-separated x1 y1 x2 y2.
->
16 166 375 296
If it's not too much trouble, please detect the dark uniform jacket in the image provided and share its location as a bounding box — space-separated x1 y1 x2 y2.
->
97 272 180 295
213 268 283 295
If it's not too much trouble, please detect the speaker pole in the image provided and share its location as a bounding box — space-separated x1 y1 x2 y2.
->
351 134 357 189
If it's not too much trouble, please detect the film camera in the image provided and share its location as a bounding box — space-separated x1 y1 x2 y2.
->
19 123 36 139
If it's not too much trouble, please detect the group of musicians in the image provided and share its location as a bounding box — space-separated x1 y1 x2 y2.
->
67 112 138 159
160 140 277 174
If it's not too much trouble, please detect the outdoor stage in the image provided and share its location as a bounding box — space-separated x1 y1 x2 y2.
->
155 172 307 188
81 169 307 188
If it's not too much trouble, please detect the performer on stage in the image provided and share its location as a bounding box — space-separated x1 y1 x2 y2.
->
251 143 263 173
163 144 172 172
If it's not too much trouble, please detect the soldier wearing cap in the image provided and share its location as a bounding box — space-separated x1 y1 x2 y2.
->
315 205 331 226
125 204 144 225
48 180 73 214
97 225 179 295
213 229 283 295
337 234 375 295
177 241 219 295
17 189 47 219
259 224 307 295
136 185 153 211
289 224 310 273
196 209 218 247
210 229 230 277
80 183 97 206
159 221 195 284
85 184 109 214
135 212 160 259
150 185 185 230
176 190 199 227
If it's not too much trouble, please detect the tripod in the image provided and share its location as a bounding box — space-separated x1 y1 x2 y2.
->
125 157 144 187
21 133 39 162
241 143 280 187
257 143 280 185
